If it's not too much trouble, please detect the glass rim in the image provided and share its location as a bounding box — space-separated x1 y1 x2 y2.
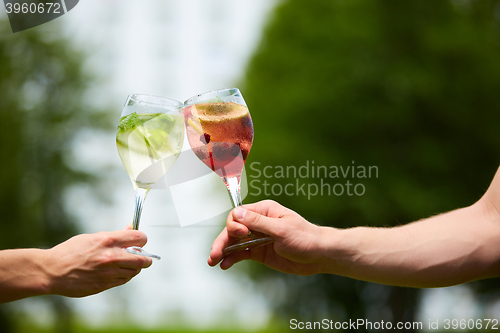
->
126 94 183 109
184 88 245 107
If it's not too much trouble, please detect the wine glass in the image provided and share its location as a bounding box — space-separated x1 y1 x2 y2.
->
183 88 273 255
116 94 185 259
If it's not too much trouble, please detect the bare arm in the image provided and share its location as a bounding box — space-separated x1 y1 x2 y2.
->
323 201 500 287
0 228 152 303
209 167 500 288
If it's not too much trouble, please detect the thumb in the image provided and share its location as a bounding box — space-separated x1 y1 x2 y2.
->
231 207 280 237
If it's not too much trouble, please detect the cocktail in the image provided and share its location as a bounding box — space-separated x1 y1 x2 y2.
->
183 88 273 255
116 94 184 259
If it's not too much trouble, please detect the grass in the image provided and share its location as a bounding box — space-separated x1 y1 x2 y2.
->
14 321 290 333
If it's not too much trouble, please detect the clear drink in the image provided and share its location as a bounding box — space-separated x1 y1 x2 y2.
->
117 112 184 190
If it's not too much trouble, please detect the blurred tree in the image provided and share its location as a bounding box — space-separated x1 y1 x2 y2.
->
242 0 500 330
0 20 109 333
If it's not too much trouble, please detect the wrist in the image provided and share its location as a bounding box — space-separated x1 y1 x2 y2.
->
10 249 53 298
0 249 52 303
33 249 53 296
478 194 500 226
316 226 354 275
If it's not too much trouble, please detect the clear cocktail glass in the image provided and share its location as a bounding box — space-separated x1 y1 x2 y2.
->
116 94 185 259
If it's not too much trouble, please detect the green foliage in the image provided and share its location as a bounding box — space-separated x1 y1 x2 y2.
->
14 318 289 333
0 19 109 333
242 0 500 327
1 22 80 248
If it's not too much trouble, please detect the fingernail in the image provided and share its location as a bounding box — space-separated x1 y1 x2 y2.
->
233 207 247 220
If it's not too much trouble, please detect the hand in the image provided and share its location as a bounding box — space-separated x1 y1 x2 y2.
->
44 226 152 297
208 200 332 275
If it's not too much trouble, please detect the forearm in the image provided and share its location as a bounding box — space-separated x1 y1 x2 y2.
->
0 249 51 303
320 201 500 287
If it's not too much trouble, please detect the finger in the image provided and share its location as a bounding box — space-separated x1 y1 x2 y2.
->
142 257 153 268
106 267 142 280
231 207 282 237
119 267 142 279
123 224 133 230
241 200 279 218
120 255 153 269
106 230 148 248
226 209 250 237
107 248 153 269
119 255 152 269
242 200 291 219
111 277 134 288
226 219 250 238
219 250 251 270
95 266 141 282
208 227 231 266
207 256 218 267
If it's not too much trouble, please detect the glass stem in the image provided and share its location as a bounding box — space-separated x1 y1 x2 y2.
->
225 176 242 207
133 187 149 230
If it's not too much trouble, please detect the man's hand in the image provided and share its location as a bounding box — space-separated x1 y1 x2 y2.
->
209 166 500 288
208 200 333 275
44 226 152 298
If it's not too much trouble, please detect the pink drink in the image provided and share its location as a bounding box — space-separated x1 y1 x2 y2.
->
183 102 253 180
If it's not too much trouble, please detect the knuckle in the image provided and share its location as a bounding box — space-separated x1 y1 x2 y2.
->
99 249 119 265
227 211 235 223
97 232 117 247
227 220 238 230
127 255 149 269
262 199 276 206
